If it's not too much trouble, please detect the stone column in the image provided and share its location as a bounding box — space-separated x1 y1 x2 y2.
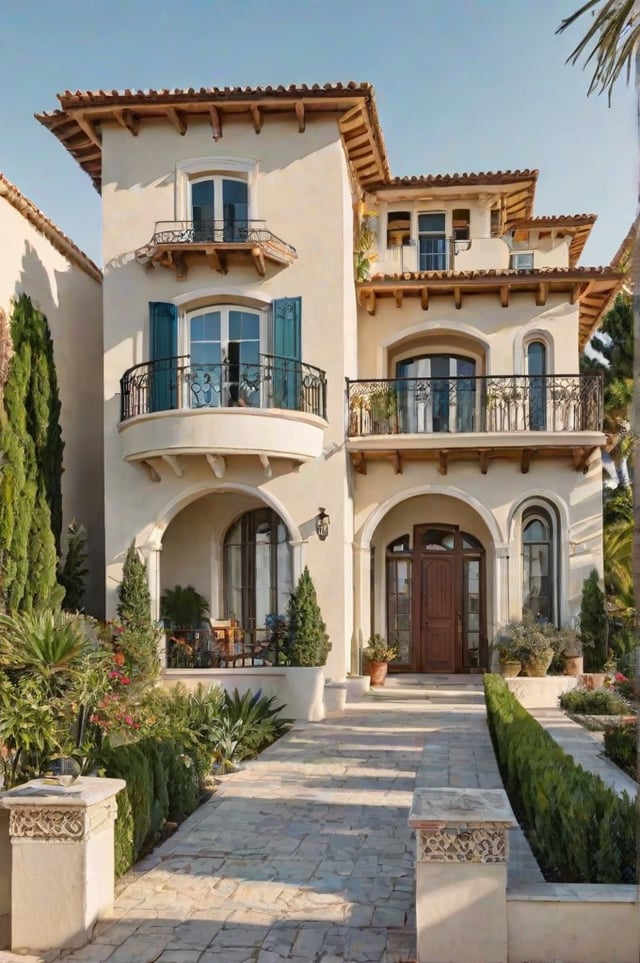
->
0 776 125 953
408 788 515 963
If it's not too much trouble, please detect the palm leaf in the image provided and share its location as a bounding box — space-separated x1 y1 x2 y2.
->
558 1 640 99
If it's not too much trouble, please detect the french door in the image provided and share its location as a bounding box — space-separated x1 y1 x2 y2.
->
191 177 249 242
396 355 476 433
187 307 262 408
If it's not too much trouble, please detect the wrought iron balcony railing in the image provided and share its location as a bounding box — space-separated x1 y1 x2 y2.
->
141 219 297 262
120 354 327 422
166 628 288 669
347 374 603 437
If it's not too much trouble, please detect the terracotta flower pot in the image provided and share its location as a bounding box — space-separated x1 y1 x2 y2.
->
522 649 554 678
563 655 583 677
367 660 389 687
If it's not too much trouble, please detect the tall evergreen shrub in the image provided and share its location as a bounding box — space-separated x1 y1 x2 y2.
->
117 542 159 685
286 566 331 666
579 570 607 670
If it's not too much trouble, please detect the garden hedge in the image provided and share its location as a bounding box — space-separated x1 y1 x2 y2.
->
484 674 636 884
604 722 637 781
100 738 201 877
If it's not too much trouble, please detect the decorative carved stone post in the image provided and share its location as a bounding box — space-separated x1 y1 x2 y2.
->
408 788 515 963
0 776 125 953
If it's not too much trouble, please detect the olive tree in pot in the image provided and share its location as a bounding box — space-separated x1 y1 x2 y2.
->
363 634 398 687
283 567 331 721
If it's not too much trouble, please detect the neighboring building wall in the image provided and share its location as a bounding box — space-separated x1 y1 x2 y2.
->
0 184 104 616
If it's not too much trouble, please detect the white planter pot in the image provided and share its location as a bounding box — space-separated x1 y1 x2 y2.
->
324 682 347 714
281 666 325 721
346 675 371 701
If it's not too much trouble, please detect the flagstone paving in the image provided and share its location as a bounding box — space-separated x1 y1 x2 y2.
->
2 678 545 963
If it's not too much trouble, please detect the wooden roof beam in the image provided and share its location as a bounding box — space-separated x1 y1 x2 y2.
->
72 111 101 148
536 282 549 307
166 107 187 135
250 105 262 133
295 101 305 132
209 105 223 140
113 108 139 136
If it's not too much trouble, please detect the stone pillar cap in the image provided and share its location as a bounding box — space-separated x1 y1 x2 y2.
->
408 788 516 829
0 776 126 810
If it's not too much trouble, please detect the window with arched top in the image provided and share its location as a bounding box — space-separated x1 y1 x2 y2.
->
224 508 292 632
386 535 412 665
522 507 555 623
526 340 547 430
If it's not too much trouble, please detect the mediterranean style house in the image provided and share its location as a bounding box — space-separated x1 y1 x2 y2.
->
0 174 104 615
36 82 622 677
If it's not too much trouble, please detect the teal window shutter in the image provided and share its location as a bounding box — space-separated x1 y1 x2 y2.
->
272 297 301 410
149 302 178 412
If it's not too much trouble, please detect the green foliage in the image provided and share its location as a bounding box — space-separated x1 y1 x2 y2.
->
160 584 209 628
0 295 64 612
579 570 608 670
285 566 331 666
221 688 293 759
0 609 88 679
484 674 636 883
116 543 160 686
59 521 89 612
559 687 630 715
603 721 637 779
363 634 398 663
0 674 61 787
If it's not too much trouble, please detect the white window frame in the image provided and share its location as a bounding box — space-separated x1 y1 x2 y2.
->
175 156 258 222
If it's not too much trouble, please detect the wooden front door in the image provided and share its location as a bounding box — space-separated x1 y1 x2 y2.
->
419 555 457 672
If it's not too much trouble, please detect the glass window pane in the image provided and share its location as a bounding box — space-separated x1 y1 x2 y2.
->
419 213 445 232
192 180 214 218
527 341 546 377
190 315 204 342
203 312 221 341
524 519 547 542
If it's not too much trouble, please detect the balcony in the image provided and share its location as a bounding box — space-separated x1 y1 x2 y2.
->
119 354 327 476
373 236 512 276
347 373 603 475
135 220 297 279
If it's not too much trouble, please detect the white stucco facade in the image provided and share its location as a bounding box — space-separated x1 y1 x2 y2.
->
0 177 104 615
36 83 620 677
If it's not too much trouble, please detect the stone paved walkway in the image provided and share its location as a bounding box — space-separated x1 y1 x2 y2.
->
22 678 536 963
530 707 638 797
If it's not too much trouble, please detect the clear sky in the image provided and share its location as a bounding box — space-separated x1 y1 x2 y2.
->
1 0 635 267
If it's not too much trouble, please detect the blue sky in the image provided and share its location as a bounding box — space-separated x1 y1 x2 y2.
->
1 0 635 266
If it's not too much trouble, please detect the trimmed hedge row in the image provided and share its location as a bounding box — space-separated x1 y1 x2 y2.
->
484 674 636 884
100 738 201 877
604 721 637 781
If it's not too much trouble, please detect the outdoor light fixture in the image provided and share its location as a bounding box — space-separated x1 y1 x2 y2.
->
316 507 330 541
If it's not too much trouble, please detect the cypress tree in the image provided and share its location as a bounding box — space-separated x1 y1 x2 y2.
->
286 566 331 667
0 296 63 612
116 543 159 686
579 570 608 671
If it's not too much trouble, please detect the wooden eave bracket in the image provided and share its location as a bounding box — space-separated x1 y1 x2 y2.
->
520 448 534 474
572 446 597 473
209 105 223 140
251 105 262 133
420 287 429 311
500 285 509 308
295 101 305 132
72 111 101 149
358 289 376 316
536 282 549 307
438 450 449 475
166 107 187 135
353 451 367 474
392 451 402 475
113 108 139 136
252 246 266 277
393 289 403 308
205 248 225 274
453 286 462 310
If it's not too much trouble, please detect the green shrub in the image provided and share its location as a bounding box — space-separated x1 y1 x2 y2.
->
286 566 331 666
221 688 293 760
579 570 607 670
603 721 637 779
559 688 630 715
484 674 635 883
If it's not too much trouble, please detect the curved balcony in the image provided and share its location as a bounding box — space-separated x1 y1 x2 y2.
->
347 373 604 475
119 355 327 474
135 220 297 279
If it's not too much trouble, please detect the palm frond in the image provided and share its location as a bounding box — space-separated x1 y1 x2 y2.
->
558 0 640 99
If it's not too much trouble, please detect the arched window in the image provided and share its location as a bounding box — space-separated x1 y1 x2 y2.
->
224 508 292 633
526 340 547 430
522 507 555 623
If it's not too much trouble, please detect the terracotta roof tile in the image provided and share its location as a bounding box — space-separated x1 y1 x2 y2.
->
369 169 539 189
0 173 101 282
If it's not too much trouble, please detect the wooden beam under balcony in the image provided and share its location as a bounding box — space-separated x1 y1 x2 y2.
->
392 451 402 474
353 451 367 474
252 246 266 277
520 448 534 474
479 450 489 475
394 289 403 308
438 450 449 475
206 248 226 274
536 282 548 307
572 446 597 473
420 286 429 310
500 285 509 308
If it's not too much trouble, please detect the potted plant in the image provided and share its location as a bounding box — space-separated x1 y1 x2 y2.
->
160 584 210 629
555 627 583 676
363 634 398 687
501 618 555 678
283 567 332 721
493 637 522 677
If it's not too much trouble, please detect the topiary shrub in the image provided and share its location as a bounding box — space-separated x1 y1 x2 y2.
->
579 570 607 670
285 566 331 666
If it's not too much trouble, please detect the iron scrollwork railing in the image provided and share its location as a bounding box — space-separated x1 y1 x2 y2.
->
120 354 326 421
146 219 297 262
347 374 603 436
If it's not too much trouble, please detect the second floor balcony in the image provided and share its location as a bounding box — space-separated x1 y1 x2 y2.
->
135 219 297 279
119 354 327 476
347 373 604 474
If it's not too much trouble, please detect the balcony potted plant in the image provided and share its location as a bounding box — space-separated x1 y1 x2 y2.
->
363 634 398 687
284 567 332 721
